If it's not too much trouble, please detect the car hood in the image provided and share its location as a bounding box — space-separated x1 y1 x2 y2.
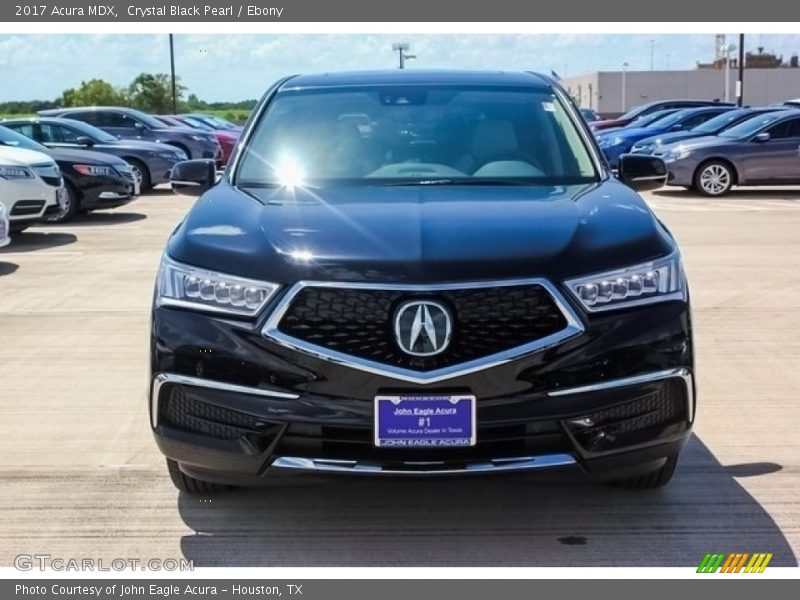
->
659 135 739 152
103 139 183 153
637 131 700 147
168 180 674 284
154 126 210 137
46 147 128 166
0 145 55 166
600 127 664 142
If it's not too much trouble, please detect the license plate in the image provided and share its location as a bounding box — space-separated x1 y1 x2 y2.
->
374 395 476 448
133 179 141 196
56 187 66 208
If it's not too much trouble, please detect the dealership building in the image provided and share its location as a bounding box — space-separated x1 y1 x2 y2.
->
564 63 800 118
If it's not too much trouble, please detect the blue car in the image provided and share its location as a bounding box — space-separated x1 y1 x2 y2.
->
597 106 736 168
630 107 788 155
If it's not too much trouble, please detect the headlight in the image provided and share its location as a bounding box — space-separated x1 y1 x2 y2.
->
632 142 655 153
190 135 212 142
565 252 684 312
598 136 624 149
73 164 115 177
664 147 692 161
0 165 34 179
156 255 279 316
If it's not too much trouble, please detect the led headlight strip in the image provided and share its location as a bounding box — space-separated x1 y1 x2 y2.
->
156 255 279 316
565 252 684 312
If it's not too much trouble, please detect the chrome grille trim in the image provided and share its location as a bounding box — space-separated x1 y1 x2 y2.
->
262 279 585 385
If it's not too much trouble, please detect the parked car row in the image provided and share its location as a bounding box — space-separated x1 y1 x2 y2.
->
587 99 800 196
0 108 240 243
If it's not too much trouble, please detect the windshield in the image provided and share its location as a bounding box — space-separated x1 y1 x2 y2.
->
126 108 168 129
630 109 678 128
182 116 214 130
61 118 118 143
235 85 598 186
0 125 49 152
644 109 688 129
691 110 748 134
719 113 784 138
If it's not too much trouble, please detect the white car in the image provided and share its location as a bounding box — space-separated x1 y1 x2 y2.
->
0 202 9 248
0 145 64 234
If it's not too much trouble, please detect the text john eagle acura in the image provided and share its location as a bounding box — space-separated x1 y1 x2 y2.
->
150 70 695 493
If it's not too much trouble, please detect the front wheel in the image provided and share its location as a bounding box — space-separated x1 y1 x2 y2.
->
610 453 679 489
126 158 152 193
166 459 232 494
694 161 734 197
43 183 79 224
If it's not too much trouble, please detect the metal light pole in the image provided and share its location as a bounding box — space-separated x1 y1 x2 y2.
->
392 43 416 69
650 39 655 71
737 34 745 107
169 34 177 113
621 62 629 113
720 42 737 103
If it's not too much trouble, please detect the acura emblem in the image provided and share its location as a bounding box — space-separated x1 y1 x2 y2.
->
394 300 452 357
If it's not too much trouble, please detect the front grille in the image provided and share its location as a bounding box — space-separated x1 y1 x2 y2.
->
565 379 688 452
276 284 568 371
276 419 573 462
161 385 275 441
10 200 45 216
31 164 62 187
39 175 62 187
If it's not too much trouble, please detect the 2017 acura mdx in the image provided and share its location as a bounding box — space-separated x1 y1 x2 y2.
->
151 70 695 493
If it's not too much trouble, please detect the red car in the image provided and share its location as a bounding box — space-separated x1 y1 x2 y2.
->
155 115 239 166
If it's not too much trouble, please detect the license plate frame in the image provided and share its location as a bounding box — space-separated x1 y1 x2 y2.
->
373 394 477 448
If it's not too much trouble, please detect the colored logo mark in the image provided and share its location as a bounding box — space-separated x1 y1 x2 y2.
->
697 553 773 573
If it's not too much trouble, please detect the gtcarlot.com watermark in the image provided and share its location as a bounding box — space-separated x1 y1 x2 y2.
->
14 554 193 572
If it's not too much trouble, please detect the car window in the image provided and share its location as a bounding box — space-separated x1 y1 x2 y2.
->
0 125 50 152
69 111 100 125
782 118 800 138
6 123 36 138
763 118 800 140
41 123 81 143
236 85 598 186
96 111 137 128
680 112 716 129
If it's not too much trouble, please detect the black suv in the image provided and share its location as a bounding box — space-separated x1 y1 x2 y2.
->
151 70 694 493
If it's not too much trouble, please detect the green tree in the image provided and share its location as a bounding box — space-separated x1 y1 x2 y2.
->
127 73 186 114
61 79 126 107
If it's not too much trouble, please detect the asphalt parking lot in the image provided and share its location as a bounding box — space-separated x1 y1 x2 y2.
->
1 186 799 568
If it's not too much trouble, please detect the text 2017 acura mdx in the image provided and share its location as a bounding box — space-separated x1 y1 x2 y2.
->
151 71 694 493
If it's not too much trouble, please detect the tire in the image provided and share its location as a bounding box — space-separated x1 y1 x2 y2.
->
126 158 152 193
166 142 191 160
694 160 734 197
610 453 679 489
43 182 79 224
166 459 232 494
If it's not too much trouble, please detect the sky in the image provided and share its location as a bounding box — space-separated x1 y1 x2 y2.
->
0 33 798 102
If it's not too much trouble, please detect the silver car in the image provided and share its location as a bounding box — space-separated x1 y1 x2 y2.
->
658 109 800 196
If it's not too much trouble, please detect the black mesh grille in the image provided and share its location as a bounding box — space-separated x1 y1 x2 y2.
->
277 284 568 371
161 385 265 440
40 175 62 187
566 379 688 452
10 200 45 216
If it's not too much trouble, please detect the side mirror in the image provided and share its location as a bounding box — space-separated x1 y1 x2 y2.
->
170 159 216 197
753 132 771 143
617 154 668 192
75 136 94 147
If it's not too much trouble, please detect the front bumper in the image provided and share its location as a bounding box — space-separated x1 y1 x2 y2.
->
662 158 698 187
151 292 694 483
79 178 136 210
